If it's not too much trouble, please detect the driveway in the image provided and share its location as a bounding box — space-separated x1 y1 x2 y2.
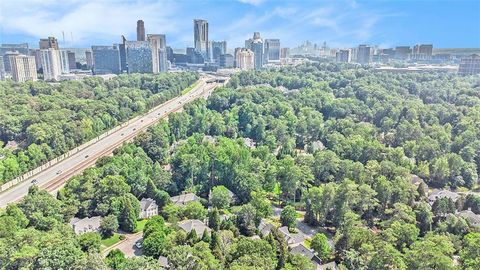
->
103 232 143 257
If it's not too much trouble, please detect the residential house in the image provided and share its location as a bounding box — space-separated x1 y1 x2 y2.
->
171 193 201 206
428 189 461 205
158 256 169 268
70 216 102 235
279 226 308 247
458 209 480 227
258 219 276 237
178 219 211 237
410 174 425 186
290 243 322 269
139 198 158 219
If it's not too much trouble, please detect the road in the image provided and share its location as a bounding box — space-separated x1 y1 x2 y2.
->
103 232 143 257
0 75 222 208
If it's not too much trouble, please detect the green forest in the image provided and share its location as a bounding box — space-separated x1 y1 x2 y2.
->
1 64 480 270
0 72 198 184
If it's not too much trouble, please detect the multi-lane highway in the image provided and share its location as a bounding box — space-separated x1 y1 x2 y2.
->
0 75 223 208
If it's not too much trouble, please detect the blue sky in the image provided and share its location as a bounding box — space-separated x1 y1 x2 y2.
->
0 0 479 49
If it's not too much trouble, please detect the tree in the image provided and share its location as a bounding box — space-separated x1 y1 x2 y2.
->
105 249 127 270
182 201 208 220
236 204 257 236
143 230 168 257
210 185 233 209
100 214 119 238
119 194 139 232
250 191 272 218
280 205 297 229
77 232 101 252
208 208 221 231
367 242 406 270
404 234 454 270
415 202 433 235
460 233 480 270
310 233 331 261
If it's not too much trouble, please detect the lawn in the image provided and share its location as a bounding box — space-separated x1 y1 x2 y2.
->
101 234 122 248
181 81 199 95
136 219 148 232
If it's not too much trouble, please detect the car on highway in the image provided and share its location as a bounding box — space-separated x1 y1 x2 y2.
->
31 179 38 185
133 128 136 131
56 170 62 175
85 155 89 158
135 240 142 249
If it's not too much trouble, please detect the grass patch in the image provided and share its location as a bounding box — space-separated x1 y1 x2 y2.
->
136 219 148 232
101 234 122 248
181 81 199 95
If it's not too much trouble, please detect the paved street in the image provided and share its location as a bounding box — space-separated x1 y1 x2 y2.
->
103 232 143 258
0 75 223 208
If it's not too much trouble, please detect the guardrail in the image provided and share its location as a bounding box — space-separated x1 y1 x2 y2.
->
0 79 206 193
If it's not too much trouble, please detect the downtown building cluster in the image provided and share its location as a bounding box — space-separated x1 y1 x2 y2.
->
1 19 480 82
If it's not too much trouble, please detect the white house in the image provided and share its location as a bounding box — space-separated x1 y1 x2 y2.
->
70 216 102 235
139 198 158 219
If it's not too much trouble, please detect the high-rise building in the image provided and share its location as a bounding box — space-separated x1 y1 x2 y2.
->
0 56 5 80
219 54 234 68
85 50 93 69
148 34 168 73
92 45 121 74
264 39 280 62
194 19 209 60
336 49 351 63
0 43 29 56
280 48 290 59
458 54 480 75
3 51 20 73
211 41 227 63
58 50 70 74
245 32 263 70
125 41 152 73
39 37 59 50
394 46 411 60
411 44 433 60
186 47 205 64
40 49 62 81
119 36 127 73
235 48 254 70
356 45 371 65
9 54 37 82
67 51 76 70
137 20 146 41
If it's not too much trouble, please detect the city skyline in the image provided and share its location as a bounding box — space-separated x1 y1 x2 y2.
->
0 0 479 49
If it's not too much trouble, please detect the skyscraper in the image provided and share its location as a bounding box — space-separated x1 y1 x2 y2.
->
280 48 290 59
394 46 411 60
0 56 5 80
39 37 59 50
3 51 20 73
125 41 152 73
40 49 62 81
356 45 371 65
459 54 480 75
411 44 433 60
91 45 121 74
336 50 351 63
194 19 209 60
245 32 264 70
85 50 93 69
137 20 146 41
235 48 254 70
67 51 76 70
119 36 127 73
0 43 29 56
264 39 280 62
148 34 168 73
219 54 234 68
9 54 37 82
211 41 227 63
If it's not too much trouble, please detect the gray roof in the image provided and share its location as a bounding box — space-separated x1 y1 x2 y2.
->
318 261 337 270
258 219 276 236
290 243 323 267
410 174 424 186
140 198 158 211
279 226 308 247
428 189 461 202
158 256 169 268
178 219 211 236
171 193 200 206
243 138 256 148
70 216 102 234
458 210 480 227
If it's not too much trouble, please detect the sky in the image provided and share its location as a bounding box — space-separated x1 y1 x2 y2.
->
0 0 479 50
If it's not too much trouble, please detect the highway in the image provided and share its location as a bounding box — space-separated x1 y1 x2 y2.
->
0 75 222 208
